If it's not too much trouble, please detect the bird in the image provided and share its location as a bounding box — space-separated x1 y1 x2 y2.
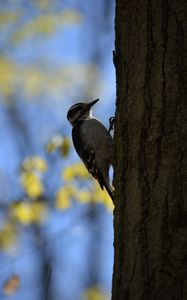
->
67 98 114 202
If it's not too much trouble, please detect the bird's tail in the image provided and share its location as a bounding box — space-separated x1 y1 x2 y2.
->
104 181 114 203
97 171 114 203
86 151 114 203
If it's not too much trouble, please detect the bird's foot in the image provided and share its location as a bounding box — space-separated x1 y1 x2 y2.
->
108 116 115 134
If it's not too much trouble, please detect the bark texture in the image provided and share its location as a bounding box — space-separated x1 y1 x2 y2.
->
112 0 187 299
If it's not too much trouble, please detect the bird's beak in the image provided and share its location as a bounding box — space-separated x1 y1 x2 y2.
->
87 98 99 108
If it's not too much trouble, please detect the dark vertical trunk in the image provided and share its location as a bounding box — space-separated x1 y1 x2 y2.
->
112 0 187 299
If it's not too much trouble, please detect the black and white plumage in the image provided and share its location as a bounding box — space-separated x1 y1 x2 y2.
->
67 99 114 201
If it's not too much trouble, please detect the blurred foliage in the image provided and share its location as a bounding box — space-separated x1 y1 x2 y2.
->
34 0 52 10
58 162 114 212
56 186 74 210
83 286 109 300
4 156 49 226
46 134 71 157
0 9 81 41
0 157 48 252
0 12 19 26
21 171 44 198
21 156 47 172
11 201 48 225
0 58 99 99
62 162 89 181
3 275 20 296
0 1 114 299
0 148 113 249
0 139 113 252
0 222 16 250
12 11 82 43
0 58 15 96
20 156 47 199
46 133 114 211
0 4 100 101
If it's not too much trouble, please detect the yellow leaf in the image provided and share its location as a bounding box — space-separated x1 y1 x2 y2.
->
21 171 44 198
76 189 91 203
22 156 47 172
12 11 82 43
92 183 114 212
0 61 99 98
60 137 70 157
34 17 56 33
3 275 20 296
33 157 47 172
12 16 55 43
55 186 76 210
0 223 16 250
0 58 15 96
11 202 48 224
35 0 51 10
21 68 44 96
83 286 109 300
12 202 33 224
58 10 82 25
46 134 63 153
31 202 48 223
62 162 89 181
0 13 19 26
46 141 57 153
62 166 75 181
74 162 90 179
56 194 71 210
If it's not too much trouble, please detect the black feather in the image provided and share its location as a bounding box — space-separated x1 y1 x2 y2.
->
72 120 114 202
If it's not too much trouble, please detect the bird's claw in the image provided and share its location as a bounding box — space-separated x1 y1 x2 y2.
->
108 116 115 134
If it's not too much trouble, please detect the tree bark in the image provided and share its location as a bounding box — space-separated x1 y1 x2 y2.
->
112 0 187 299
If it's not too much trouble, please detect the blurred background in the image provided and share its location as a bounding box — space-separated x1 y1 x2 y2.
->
0 1 115 299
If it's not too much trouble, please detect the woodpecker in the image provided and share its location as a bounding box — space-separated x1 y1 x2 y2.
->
67 98 114 202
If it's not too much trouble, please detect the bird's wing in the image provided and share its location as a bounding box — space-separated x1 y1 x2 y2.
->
72 121 93 167
72 118 113 165
72 119 114 201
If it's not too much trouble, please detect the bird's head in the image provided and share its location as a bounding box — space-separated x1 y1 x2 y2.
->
67 98 99 126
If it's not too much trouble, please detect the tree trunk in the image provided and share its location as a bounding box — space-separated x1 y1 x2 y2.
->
112 0 187 299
